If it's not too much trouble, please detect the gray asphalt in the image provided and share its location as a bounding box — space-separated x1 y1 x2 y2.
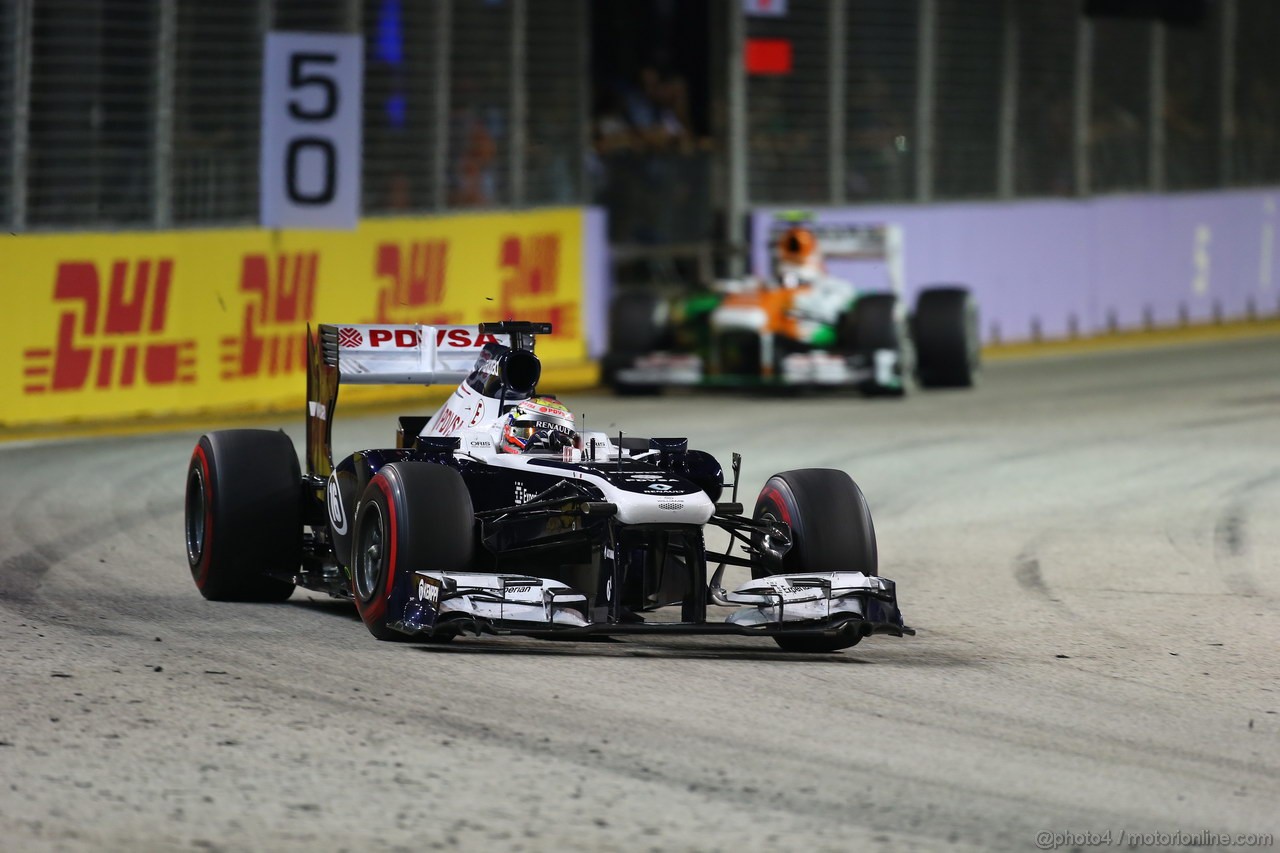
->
2 338 1278 852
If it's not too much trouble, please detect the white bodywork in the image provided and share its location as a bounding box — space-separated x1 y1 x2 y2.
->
453 426 716 526
724 572 892 626
412 571 589 628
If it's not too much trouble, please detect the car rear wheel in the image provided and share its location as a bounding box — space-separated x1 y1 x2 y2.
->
185 430 299 602
752 468 878 652
913 285 979 388
351 462 474 641
837 293 911 396
603 289 666 396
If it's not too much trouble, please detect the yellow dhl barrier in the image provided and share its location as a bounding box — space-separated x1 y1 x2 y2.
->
0 208 588 428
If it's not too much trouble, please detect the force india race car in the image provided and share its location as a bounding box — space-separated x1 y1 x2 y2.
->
183 321 912 653
603 222 981 396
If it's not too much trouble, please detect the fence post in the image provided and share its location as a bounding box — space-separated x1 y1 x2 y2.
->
153 0 175 228
1072 11 1092 196
10 0 32 232
997 0 1019 199
915 0 937 203
1148 20 1165 192
727 0 747 275
577 0 590 204
510 0 527 207
434 0 452 210
829 0 846 205
1218 0 1236 185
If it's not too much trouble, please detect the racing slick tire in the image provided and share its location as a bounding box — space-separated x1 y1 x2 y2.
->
912 286 979 388
751 468 878 652
602 289 666 396
837 293 912 397
351 462 474 641
185 430 299 602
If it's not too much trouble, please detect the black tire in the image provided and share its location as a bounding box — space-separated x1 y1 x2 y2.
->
351 462 474 641
836 293 910 396
752 469 878 652
913 286 979 388
185 430 299 602
602 289 666 395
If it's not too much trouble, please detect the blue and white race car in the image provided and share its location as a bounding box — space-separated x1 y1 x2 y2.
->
184 320 911 653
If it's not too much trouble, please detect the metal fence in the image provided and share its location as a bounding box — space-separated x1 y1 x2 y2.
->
3 0 587 231
741 0 1280 209
4 0 1280 235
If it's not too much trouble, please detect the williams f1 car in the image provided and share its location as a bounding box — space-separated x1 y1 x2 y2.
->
184 321 912 652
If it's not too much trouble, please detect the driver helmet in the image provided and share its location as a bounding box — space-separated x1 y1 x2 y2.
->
500 396 576 454
775 225 824 287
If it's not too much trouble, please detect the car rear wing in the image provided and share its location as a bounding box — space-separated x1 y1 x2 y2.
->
306 321 551 477
317 323 514 385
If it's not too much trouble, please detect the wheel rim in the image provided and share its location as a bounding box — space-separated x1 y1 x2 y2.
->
354 503 386 602
185 466 206 566
755 509 791 569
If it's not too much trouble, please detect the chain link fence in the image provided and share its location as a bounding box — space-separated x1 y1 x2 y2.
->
5 0 1280 234
745 1 831 205
1014 0 1078 197
845 0 918 203
0 0 15 227
6 0 587 232
742 0 1279 209
1233 0 1280 185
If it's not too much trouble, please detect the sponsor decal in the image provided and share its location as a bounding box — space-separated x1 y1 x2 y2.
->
368 239 460 326
430 406 465 435
513 481 537 505
627 473 664 481
326 475 347 535
220 251 318 380
359 327 421 348
646 483 675 492
468 436 493 450
436 327 500 349
23 259 196 394
417 576 441 606
338 327 363 348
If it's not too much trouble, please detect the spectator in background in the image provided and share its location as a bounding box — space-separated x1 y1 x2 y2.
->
449 76 501 207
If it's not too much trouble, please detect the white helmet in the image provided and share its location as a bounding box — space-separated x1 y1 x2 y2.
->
500 396 576 454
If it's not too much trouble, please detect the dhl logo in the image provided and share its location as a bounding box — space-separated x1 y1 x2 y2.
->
487 233 578 336
23 259 196 393
220 252 319 380
368 239 461 325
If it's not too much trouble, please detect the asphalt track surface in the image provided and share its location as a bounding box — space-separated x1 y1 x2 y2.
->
2 338 1278 853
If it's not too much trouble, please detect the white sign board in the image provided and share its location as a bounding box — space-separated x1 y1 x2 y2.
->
260 32 362 229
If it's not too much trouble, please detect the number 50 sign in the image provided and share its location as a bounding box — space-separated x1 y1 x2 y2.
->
261 33 363 229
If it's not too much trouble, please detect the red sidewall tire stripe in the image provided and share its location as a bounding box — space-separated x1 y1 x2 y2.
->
759 485 792 524
357 473 398 627
191 444 214 589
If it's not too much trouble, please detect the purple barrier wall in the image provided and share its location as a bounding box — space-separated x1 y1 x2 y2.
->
752 189 1280 343
584 206 610 357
